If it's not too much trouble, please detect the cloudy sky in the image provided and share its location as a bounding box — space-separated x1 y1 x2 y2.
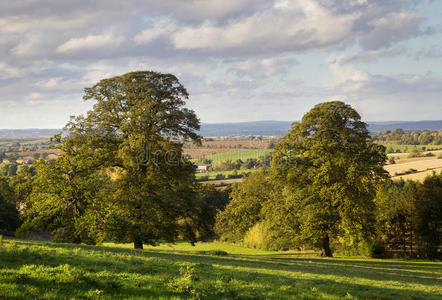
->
0 0 441 128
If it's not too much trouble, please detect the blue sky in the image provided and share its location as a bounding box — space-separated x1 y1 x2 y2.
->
0 0 441 128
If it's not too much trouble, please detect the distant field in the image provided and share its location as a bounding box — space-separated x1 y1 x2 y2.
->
194 149 272 163
380 143 442 153
393 168 442 181
184 139 270 159
184 148 236 159
195 169 255 180
1 238 441 299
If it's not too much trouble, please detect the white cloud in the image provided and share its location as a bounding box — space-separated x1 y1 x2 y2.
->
35 77 62 89
330 46 406 65
134 21 176 44
56 33 123 53
0 61 24 78
171 1 355 54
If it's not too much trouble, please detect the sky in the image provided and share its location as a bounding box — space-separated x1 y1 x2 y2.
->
0 0 441 129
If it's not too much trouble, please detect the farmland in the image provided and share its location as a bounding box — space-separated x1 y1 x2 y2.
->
192 149 272 164
387 150 442 181
1 237 441 299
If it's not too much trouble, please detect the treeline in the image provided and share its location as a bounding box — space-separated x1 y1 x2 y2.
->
372 128 442 145
215 170 441 259
210 154 272 171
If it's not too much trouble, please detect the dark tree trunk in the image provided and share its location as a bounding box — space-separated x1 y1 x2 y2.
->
320 235 333 257
134 237 143 249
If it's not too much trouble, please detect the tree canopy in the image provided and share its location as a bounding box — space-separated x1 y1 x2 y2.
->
18 71 202 249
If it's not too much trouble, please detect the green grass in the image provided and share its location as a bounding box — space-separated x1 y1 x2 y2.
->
193 149 272 164
195 169 257 180
1 238 441 299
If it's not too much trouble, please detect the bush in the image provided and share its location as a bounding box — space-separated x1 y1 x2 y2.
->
424 152 435 157
388 156 395 164
405 168 418 174
243 222 270 250
196 250 228 256
408 149 423 158
369 239 387 258
215 174 225 180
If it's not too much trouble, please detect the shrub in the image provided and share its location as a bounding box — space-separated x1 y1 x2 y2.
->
243 222 270 250
408 149 423 158
215 174 225 180
369 239 387 258
388 156 395 164
405 168 418 174
196 250 228 256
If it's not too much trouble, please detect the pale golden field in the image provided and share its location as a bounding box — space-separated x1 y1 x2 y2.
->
387 150 442 181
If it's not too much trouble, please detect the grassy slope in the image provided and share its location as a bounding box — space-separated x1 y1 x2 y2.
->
1 238 441 299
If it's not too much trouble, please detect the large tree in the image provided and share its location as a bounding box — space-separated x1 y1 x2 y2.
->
65 71 201 248
271 101 387 256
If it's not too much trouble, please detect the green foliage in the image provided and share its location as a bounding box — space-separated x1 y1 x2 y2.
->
415 173 442 259
388 156 396 164
243 221 271 250
0 177 19 235
63 71 202 248
368 239 387 258
18 138 112 244
372 129 442 145
192 184 231 240
215 170 273 242
375 174 442 259
270 101 388 256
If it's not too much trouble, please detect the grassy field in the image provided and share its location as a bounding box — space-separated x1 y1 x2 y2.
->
195 169 257 180
1 238 441 299
193 149 272 164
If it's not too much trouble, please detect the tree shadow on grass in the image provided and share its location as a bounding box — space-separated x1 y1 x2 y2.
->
2 239 441 299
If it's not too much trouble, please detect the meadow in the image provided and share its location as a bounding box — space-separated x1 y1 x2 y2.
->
1 237 441 299
192 149 272 164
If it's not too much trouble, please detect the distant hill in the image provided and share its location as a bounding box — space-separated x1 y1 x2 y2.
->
199 120 442 136
199 121 293 136
1 120 441 139
0 129 61 139
366 121 442 133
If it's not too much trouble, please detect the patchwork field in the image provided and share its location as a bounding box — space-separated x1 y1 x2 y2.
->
386 150 442 181
1 238 441 299
193 149 272 164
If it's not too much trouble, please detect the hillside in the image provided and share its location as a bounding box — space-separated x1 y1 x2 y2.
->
2 120 442 138
1 238 441 299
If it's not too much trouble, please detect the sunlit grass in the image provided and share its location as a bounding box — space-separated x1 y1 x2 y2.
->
1 238 441 299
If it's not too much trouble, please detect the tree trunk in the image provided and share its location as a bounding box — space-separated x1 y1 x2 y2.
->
321 235 333 257
134 237 143 249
